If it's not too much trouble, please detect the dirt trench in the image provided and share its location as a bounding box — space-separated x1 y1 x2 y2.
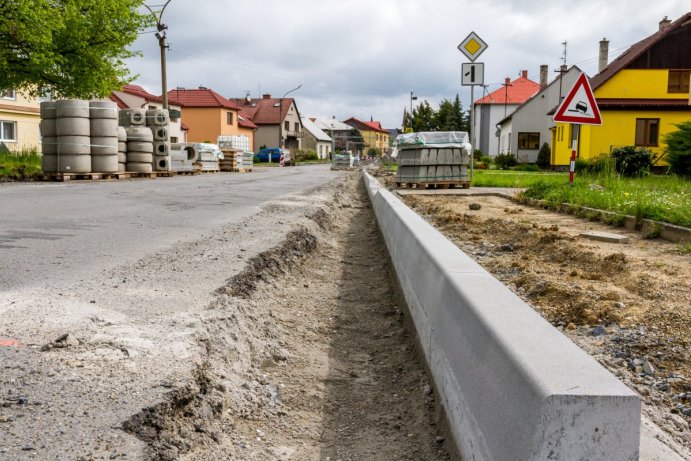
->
123 174 451 460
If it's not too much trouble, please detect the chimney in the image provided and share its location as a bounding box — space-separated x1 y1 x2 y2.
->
262 94 272 99
599 38 609 73
539 65 548 89
521 70 528 79
505 77 511 85
659 16 671 31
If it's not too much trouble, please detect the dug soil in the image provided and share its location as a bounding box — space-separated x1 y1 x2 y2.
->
397 189 690 454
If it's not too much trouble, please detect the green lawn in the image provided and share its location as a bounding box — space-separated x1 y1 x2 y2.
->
0 149 42 179
471 169 567 188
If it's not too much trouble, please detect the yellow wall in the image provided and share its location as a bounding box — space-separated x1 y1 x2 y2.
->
0 91 42 152
552 69 691 165
361 129 389 153
181 107 244 143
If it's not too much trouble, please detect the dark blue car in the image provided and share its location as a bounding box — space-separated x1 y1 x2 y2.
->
256 148 292 164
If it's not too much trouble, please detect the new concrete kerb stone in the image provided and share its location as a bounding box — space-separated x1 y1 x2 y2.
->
363 172 641 461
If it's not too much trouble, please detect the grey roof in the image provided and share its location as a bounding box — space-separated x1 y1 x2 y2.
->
310 117 352 132
301 117 332 142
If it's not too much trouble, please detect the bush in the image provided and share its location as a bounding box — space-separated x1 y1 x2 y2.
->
495 152 517 170
474 161 489 170
479 155 492 164
664 120 691 177
536 142 551 169
610 146 654 177
295 149 318 161
367 147 382 158
473 149 484 161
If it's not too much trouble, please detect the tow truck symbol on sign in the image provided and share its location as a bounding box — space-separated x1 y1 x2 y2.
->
568 101 588 114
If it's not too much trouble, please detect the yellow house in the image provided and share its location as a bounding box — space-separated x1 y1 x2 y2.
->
343 117 390 155
552 14 691 165
167 87 256 147
0 89 42 152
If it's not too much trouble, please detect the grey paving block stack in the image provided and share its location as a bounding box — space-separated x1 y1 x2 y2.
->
54 99 91 173
146 109 171 172
39 101 58 172
396 147 470 184
117 126 127 173
125 126 153 173
89 100 118 173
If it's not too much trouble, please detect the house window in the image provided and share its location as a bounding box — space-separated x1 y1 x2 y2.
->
226 112 234 125
517 132 540 149
668 70 690 93
170 137 178 144
635 119 659 147
294 122 299 132
0 120 17 142
148 105 157 110
284 121 290 131
2 89 16 100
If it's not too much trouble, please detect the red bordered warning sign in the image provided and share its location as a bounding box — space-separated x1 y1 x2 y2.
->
553 73 602 125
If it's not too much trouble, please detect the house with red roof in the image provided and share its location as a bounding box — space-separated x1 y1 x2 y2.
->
552 14 691 166
229 94 303 152
167 87 256 146
110 84 187 143
473 70 540 156
343 117 390 156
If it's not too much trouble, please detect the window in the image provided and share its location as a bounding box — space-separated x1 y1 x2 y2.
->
668 70 690 93
2 89 16 100
635 119 659 147
170 137 178 144
148 105 157 110
294 122 299 132
0 121 17 142
284 121 289 131
517 132 540 149
226 112 234 125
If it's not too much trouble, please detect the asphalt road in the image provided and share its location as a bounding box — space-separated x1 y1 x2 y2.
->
0 164 337 293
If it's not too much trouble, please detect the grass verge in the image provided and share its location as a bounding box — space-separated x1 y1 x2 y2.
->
0 149 42 179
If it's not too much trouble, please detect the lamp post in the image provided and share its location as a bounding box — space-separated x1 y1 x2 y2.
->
277 84 302 153
145 1 173 110
409 91 417 131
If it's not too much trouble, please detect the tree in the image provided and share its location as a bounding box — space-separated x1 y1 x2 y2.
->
0 0 151 99
347 128 365 154
536 143 551 168
664 120 691 177
411 100 435 132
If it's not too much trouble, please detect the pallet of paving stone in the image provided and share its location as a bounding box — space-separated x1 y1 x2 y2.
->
37 172 132 182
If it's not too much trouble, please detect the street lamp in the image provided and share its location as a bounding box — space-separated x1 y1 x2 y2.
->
409 91 418 131
277 84 302 155
145 1 173 110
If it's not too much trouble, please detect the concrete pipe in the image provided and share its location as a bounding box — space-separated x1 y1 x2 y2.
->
119 109 146 126
154 142 170 156
90 118 118 137
117 126 127 142
56 117 90 137
146 109 169 126
155 156 171 171
118 142 127 153
127 141 154 154
153 126 168 141
126 162 153 173
42 137 58 155
57 136 91 155
118 153 127 163
90 137 118 155
126 126 153 142
41 154 58 172
118 163 126 173
40 101 57 119
40 119 57 137
91 154 119 173
170 149 185 161
58 154 92 173
89 100 118 119
126 152 153 163
56 99 89 118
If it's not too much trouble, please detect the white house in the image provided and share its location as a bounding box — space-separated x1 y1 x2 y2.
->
301 117 332 159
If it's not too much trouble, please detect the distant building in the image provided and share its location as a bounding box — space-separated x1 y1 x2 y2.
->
0 89 41 152
343 117 390 156
229 94 302 153
473 70 540 157
301 117 332 159
111 85 187 144
310 118 351 152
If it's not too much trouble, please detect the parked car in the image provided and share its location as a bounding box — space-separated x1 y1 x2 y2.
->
256 148 293 165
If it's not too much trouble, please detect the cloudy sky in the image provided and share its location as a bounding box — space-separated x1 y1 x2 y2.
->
125 0 689 128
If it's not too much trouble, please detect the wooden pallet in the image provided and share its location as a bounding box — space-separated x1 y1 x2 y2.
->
197 169 220 174
396 181 470 190
37 172 132 182
175 170 199 176
154 171 176 178
129 172 156 179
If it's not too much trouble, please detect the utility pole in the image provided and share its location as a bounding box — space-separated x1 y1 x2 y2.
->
502 78 513 117
277 84 302 153
145 1 173 110
409 91 417 131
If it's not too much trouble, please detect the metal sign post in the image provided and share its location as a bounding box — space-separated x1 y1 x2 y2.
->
459 32 488 180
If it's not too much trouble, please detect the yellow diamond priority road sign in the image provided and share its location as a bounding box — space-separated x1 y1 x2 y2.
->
458 32 487 62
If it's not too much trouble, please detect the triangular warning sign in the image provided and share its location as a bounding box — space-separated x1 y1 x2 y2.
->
553 73 602 125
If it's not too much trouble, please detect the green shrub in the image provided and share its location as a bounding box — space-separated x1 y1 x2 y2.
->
664 120 691 177
611 146 654 177
574 158 590 172
367 147 382 158
536 143 551 168
480 155 492 164
495 152 517 170
473 149 484 161
295 149 318 161
474 161 489 170
575 154 614 174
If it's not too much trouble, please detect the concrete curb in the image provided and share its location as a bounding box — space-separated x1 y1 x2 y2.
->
364 172 641 461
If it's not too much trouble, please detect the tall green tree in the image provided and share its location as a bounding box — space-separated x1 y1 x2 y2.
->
411 100 435 132
0 0 151 98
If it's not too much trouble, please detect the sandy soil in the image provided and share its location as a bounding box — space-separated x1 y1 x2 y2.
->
1 173 449 460
392 187 690 455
